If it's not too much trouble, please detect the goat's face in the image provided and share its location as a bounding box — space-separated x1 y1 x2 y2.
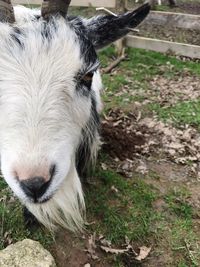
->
0 17 100 205
0 2 150 230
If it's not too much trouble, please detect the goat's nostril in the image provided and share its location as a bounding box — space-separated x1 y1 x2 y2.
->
20 176 51 201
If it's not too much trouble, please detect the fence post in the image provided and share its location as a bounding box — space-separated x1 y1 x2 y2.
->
115 0 127 57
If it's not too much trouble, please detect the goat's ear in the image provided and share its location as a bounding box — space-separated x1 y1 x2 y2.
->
85 3 150 50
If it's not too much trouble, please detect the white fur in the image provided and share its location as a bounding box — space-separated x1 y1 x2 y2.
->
0 6 102 231
14 5 41 23
26 163 85 231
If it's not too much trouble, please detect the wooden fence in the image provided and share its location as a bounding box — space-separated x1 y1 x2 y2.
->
11 0 200 59
12 0 116 8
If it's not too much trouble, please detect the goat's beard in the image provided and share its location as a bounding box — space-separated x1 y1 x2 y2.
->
26 163 85 231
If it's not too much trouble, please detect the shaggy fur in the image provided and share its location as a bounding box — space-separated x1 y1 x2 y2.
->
0 4 150 231
0 6 100 230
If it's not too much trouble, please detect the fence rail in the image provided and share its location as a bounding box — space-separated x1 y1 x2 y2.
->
126 35 200 59
12 0 116 8
146 10 200 30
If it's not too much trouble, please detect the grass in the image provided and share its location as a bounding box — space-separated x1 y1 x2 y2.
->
163 188 200 266
85 165 200 266
149 100 200 128
99 47 200 127
0 176 53 250
99 47 200 79
154 4 172 12
1 47 200 266
165 187 192 219
86 168 158 244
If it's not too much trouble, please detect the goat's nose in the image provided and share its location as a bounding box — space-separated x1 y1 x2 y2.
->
20 176 51 202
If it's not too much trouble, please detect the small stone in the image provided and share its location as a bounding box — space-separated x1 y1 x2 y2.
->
0 239 56 267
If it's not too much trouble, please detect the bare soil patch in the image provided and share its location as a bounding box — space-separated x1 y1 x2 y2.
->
101 109 146 160
168 1 200 15
132 0 200 15
49 67 200 266
50 231 118 267
101 107 200 178
133 1 200 46
137 23 200 46
50 232 88 267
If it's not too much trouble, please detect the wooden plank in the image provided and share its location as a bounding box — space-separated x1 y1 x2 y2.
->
71 0 116 7
12 0 41 4
126 35 200 59
146 11 200 30
12 0 116 8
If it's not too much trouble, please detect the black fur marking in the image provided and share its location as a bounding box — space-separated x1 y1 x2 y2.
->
23 207 40 229
41 19 57 41
75 70 98 97
76 95 100 178
69 17 98 68
11 27 24 48
75 81 91 97
91 94 100 128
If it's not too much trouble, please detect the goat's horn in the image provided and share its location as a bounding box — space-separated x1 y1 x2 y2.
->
42 0 71 19
0 0 15 23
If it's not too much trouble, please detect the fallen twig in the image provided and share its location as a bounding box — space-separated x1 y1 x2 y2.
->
102 49 126 74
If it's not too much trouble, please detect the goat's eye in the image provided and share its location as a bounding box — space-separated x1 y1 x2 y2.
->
81 72 94 88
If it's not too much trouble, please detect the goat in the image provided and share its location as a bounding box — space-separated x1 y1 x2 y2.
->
0 0 150 231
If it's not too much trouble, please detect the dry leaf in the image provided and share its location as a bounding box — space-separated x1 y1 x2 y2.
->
111 185 119 193
136 111 142 122
135 246 151 261
101 163 108 170
135 161 148 175
86 233 99 260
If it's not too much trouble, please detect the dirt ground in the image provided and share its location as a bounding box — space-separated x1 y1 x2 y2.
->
131 0 200 15
1 3 200 265
164 0 200 15
137 24 200 46
1 49 199 266
49 105 200 266
44 24 200 263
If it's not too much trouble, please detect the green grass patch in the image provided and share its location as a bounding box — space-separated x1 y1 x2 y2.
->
86 168 200 265
154 4 172 12
171 219 200 267
99 47 200 80
165 188 192 219
149 100 200 128
0 177 53 250
163 188 200 266
99 47 200 112
86 168 158 244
